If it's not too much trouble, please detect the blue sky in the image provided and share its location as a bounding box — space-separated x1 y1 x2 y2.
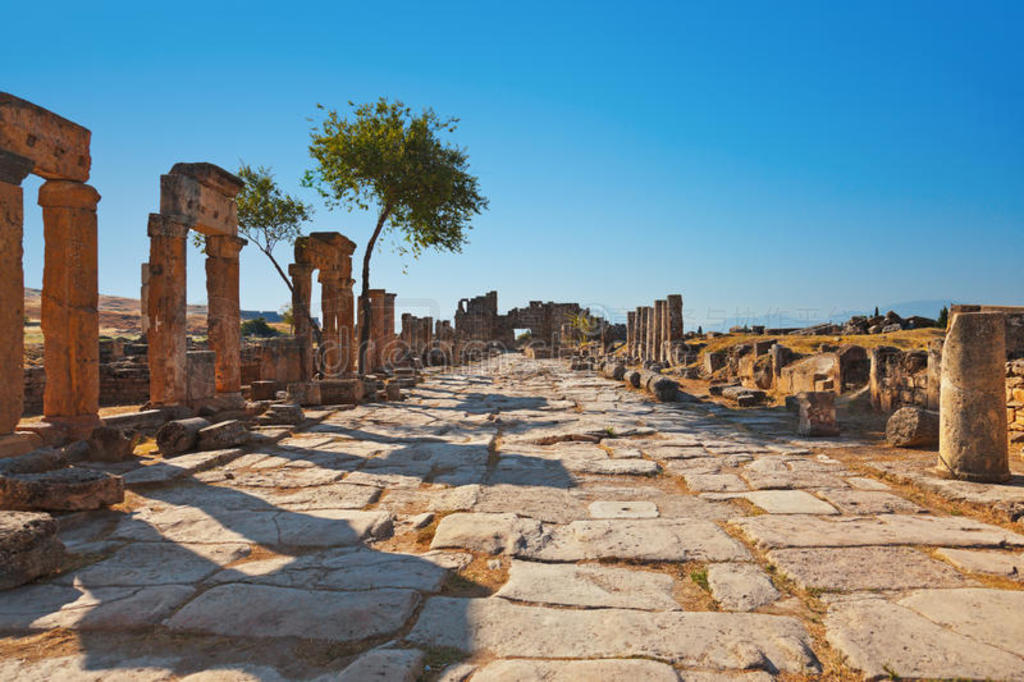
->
4 1 1022 330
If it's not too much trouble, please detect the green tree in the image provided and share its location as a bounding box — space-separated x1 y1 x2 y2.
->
235 163 313 293
303 98 488 373
937 305 949 328
241 316 280 337
280 304 295 331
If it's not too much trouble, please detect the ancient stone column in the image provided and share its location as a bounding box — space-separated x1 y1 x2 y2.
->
289 262 314 380
360 289 385 372
638 307 648 362
667 294 683 340
38 180 101 434
380 293 397 367
319 271 343 377
644 305 656 363
937 311 1010 482
626 311 636 359
205 234 246 394
146 214 189 406
655 299 668 363
338 278 356 376
140 263 150 336
926 338 943 411
634 307 644 360
0 151 33 435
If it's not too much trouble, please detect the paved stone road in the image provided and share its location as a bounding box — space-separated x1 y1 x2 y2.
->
2 355 1024 680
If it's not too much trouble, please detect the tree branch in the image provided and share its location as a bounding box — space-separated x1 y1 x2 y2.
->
358 202 392 374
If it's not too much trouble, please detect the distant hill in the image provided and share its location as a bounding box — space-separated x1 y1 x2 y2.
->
24 288 208 336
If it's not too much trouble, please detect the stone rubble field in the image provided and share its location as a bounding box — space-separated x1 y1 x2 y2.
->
2 355 1024 681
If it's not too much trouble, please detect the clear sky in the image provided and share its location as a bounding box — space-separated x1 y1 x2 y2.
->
4 1 1022 330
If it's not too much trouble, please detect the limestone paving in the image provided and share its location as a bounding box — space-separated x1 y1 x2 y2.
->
2 355 1024 680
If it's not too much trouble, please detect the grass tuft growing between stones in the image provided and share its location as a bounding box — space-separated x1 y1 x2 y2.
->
689 567 710 592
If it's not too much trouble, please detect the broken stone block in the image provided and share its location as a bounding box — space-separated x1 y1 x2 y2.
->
0 448 66 476
260 404 304 425
197 420 250 451
249 380 279 401
385 381 403 401
0 468 124 511
86 426 136 462
0 433 43 459
624 370 641 388
156 417 212 456
795 391 838 436
320 379 365 405
886 406 940 448
650 376 678 402
0 511 64 590
287 381 322 406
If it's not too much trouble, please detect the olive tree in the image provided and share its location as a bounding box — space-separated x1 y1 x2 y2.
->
303 98 488 373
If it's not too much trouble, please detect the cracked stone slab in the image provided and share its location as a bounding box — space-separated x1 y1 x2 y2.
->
934 547 1024 578
123 448 247 486
898 588 1024 658
825 596 1024 680
707 563 780 611
566 458 660 476
54 542 250 587
495 559 680 610
742 471 848 490
684 474 748 492
732 514 1024 549
844 476 890 491
704 490 838 515
816 489 923 514
588 500 659 519
768 546 973 591
336 648 424 681
166 584 419 641
0 582 196 631
0 655 181 682
471 659 681 681
406 597 820 674
430 512 543 554
517 519 752 562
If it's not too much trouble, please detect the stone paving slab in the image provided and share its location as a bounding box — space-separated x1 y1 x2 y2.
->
704 490 838 515
825 596 1024 680
0 583 196 631
935 546 1024 578
431 512 543 554
406 596 820 674
54 542 249 587
898 588 1024 658
706 562 780 611
336 648 424 681
495 559 680 610
165 584 419 641
471 659 681 681
816 488 924 514
588 500 659 518
768 546 972 591
733 513 1024 549
122 448 247 487
683 474 748 492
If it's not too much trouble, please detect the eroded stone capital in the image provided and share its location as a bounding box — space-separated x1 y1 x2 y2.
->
0 149 34 185
37 180 100 209
147 213 191 239
205 234 247 259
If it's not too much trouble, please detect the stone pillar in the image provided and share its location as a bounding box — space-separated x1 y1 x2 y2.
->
140 263 150 336
380 293 397 368
338 278 356 376
926 338 942 411
360 289 385 372
289 263 314 380
635 307 644 361
667 294 683 341
0 151 33 435
147 214 189 406
937 312 1010 482
639 307 649 362
655 299 668 363
626 311 636 359
205 234 246 394
645 306 656 363
38 180 101 434
319 271 342 377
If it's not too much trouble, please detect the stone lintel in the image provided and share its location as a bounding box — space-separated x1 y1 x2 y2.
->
289 262 314 276
160 173 238 237
147 213 191 239
0 92 91 182
37 180 100 209
309 231 357 256
0 149 35 185
318 269 346 286
205 234 247 259
169 162 244 197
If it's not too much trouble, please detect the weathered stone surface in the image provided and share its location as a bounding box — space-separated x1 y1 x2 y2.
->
795 391 838 437
899 587 1024 657
0 582 195 630
406 597 820 673
825 597 1024 680
886 406 939 448
196 420 250 451
934 547 1024 578
706 490 838 515
938 311 1010 482
684 474 748 492
0 93 91 182
0 511 63 590
844 476 890 490
123 448 245 486
736 513 1024 549
337 648 424 682
57 542 249 587
0 467 123 511
517 519 751 562
495 559 680 610
86 426 136 462
472 659 681 681
156 417 212 456
567 457 660 476
166 584 418 641
431 512 542 554
706 563 780 612
768 546 971 591
816 488 923 514
588 500 659 518
260 403 304 425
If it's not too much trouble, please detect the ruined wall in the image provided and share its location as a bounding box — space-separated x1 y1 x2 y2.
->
1006 359 1024 439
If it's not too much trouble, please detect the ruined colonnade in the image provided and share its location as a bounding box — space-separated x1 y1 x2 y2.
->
627 295 683 365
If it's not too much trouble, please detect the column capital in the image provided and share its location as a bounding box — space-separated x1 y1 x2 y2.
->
147 213 191 239
205 234 247 258
289 262 314 277
37 180 100 209
0 149 34 185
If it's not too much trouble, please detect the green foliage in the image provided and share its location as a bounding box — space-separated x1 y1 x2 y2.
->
303 98 488 260
567 313 594 347
236 163 313 253
937 305 949 328
515 330 533 343
280 304 295 328
690 567 710 592
697 325 703 335
240 317 279 337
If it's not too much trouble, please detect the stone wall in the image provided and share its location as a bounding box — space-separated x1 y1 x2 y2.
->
1007 359 1024 439
24 361 150 415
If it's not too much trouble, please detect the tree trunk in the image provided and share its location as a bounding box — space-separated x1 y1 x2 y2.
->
263 245 322 346
358 205 391 375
